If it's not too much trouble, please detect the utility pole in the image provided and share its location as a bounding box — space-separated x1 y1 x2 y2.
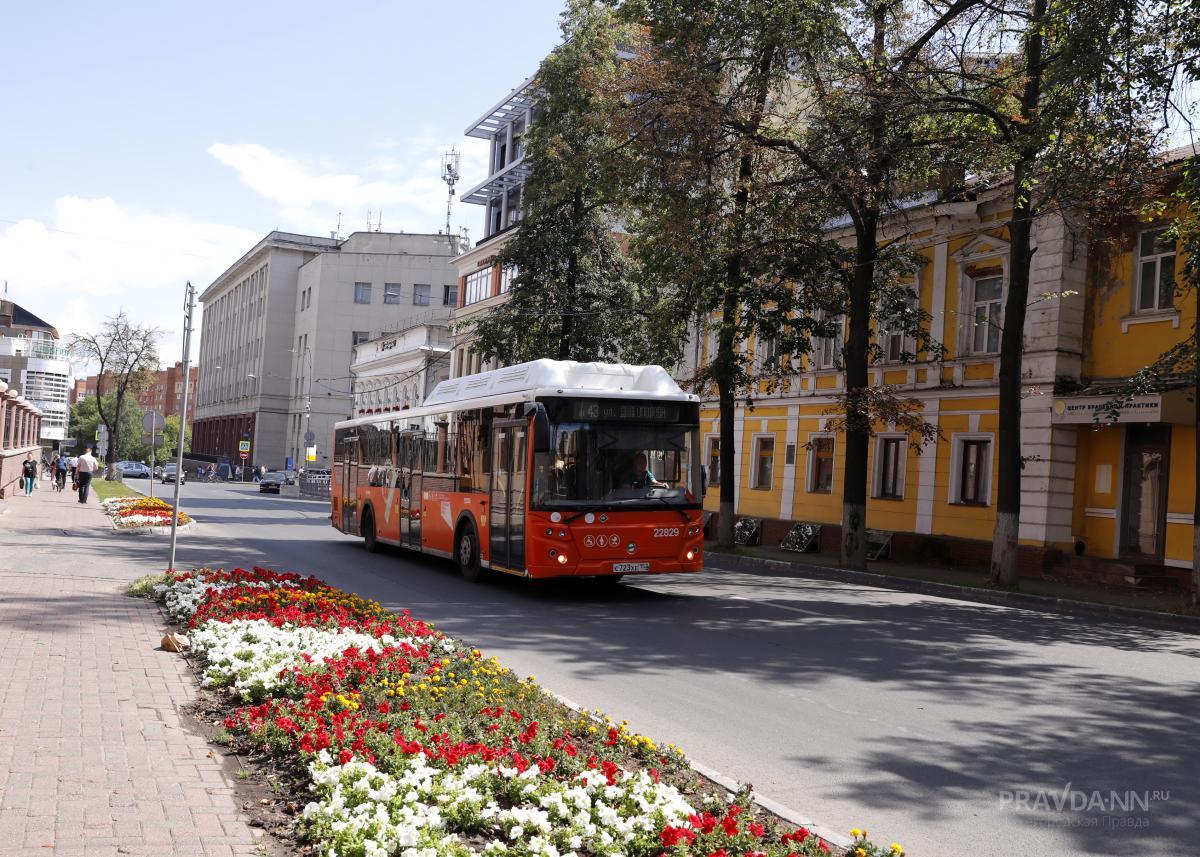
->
167 282 195 573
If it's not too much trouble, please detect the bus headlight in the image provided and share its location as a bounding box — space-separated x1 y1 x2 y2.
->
557 553 569 564
686 550 696 561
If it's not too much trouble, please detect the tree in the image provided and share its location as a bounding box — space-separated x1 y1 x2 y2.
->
469 0 677 368
69 313 158 478
68 394 144 464
617 0 845 547
959 0 1182 587
158 414 192 463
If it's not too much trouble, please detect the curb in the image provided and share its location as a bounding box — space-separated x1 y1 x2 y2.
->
546 691 852 850
705 552 1200 634
110 520 198 536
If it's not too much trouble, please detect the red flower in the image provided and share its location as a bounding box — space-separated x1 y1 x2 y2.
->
660 826 696 847
749 823 765 838
721 815 739 836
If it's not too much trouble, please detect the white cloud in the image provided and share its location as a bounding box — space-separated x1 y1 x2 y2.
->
0 197 258 373
209 137 490 239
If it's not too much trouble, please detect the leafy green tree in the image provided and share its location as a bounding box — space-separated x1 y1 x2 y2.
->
68 394 144 465
468 0 676 367
158 414 192 463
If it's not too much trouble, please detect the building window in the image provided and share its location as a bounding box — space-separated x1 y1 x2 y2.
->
875 436 904 499
955 438 991 505
352 331 370 347
1136 228 1176 312
878 287 918 363
814 314 843 369
443 284 458 306
413 284 431 306
707 437 720 486
752 436 775 489
384 283 402 304
969 276 1003 354
354 282 372 304
808 435 835 493
499 264 518 294
465 269 491 306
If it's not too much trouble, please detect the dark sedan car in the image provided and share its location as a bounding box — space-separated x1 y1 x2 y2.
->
259 471 286 493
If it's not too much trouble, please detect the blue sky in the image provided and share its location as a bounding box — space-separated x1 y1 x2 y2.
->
0 0 565 361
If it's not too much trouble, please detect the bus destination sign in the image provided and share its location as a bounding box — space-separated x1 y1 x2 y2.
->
571 399 680 422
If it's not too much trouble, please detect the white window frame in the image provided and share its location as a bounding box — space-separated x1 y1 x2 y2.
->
1134 227 1177 314
872 434 907 500
877 284 919 364
806 432 836 494
813 312 843 370
948 432 994 506
383 282 402 305
750 433 776 490
499 264 518 294
966 274 1004 355
353 282 372 304
464 269 491 306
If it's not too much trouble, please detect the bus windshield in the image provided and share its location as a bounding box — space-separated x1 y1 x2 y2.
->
532 421 701 509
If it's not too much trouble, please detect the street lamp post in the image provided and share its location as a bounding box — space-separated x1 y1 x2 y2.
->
167 281 195 573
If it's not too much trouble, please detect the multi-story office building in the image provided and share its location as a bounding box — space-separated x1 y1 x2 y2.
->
193 230 462 470
450 77 535 378
0 299 72 445
348 323 452 424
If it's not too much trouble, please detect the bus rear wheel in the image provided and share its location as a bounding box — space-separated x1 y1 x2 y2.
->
456 524 485 583
361 510 379 553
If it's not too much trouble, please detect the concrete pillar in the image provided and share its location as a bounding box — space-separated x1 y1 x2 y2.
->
0 398 6 451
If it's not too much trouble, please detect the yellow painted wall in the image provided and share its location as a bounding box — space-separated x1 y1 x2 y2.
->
1165 425 1196 565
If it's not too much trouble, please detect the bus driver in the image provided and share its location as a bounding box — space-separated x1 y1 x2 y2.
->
620 452 666 490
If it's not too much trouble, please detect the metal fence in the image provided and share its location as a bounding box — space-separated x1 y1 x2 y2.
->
299 474 331 500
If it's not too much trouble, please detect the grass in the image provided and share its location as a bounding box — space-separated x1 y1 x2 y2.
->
91 478 144 501
126 572 169 598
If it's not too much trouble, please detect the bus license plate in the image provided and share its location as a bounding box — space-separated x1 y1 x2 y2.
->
613 562 650 573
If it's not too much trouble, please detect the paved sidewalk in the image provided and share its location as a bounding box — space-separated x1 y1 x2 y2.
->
0 481 262 856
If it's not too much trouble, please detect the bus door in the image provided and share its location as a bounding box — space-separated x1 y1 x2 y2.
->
489 420 527 571
400 431 423 549
340 433 359 533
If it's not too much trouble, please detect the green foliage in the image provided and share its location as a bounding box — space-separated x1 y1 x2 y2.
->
69 394 145 461
468 0 677 367
126 573 169 598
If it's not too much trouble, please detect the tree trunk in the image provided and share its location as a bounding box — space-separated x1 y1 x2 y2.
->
558 190 583 360
989 0 1046 589
841 223 876 570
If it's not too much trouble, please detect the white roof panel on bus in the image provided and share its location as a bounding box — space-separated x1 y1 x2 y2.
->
337 359 696 430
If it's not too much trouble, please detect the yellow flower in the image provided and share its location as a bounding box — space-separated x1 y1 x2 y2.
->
855 850 867 857
890 845 904 856
849 829 863 839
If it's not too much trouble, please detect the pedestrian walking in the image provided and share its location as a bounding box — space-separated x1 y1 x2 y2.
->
54 452 69 492
75 446 99 503
235 464 243 480
21 454 37 496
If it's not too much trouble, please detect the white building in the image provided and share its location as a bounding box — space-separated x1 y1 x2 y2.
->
0 300 73 444
349 323 452 427
194 231 463 470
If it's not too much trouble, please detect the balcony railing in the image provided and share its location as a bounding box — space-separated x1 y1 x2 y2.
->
0 337 70 361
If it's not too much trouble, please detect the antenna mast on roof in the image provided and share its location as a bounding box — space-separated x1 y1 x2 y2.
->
441 148 461 247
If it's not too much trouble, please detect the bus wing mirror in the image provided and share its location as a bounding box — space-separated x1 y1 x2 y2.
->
701 465 708 497
523 402 552 453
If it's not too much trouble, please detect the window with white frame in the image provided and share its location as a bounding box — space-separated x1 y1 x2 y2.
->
878 287 918 363
499 264 518 294
752 436 775 489
354 282 372 304
1136 228 1176 312
808 435 835 493
464 269 491 305
413 284 431 306
384 283 402 305
707 436 721 486
951 435 992 505
874 435 905 499
757 336 780 373
814 313 843 369
968 276 1003 354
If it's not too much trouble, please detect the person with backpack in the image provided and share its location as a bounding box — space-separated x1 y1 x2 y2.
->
54 452 69 492
21 454 37 496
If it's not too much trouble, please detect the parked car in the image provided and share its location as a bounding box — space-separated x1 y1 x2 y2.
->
153 465 164 479
116 461 151 479
161 464 185 485
259 471 286 493
282 469 297 485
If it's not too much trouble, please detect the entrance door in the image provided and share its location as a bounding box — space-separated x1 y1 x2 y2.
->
400 432 424 549
1121 424 1171 559
489 421 528 571
340 433 358 533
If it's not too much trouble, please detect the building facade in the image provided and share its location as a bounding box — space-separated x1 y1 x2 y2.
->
76 362 198 423
0 300 72 445
193 231 462 471
349 323 453 422
689 148 1199 586
450 77 535 378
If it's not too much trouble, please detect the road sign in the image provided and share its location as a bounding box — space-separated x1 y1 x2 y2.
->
305 445 317 462
142 412 166 432
304 430 316 444
240 452 249 460
142 433 165 448
238 440 251 453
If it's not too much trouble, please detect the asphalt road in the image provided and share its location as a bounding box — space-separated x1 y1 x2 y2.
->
127 480 1200 857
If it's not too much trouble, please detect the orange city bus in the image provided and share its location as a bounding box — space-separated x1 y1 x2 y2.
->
331 359 705 582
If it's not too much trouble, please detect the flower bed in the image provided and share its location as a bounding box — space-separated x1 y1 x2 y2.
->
155 567 905 857
102 496 192 529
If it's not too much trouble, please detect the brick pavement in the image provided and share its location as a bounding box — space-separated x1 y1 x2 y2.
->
0 479 263 857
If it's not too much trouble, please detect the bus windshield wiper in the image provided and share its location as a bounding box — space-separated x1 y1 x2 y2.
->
653 494 690 523
564 505 605 524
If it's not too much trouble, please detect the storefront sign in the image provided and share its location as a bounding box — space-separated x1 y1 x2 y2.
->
1051 394 1176 424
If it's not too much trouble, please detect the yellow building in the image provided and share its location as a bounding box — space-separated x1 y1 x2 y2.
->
695 147 1197 587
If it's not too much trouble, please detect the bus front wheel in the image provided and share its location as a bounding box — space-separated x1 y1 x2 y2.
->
456 524 485 583
361 510 379 553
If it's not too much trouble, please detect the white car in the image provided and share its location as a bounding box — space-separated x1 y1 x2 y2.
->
161 464 186 485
